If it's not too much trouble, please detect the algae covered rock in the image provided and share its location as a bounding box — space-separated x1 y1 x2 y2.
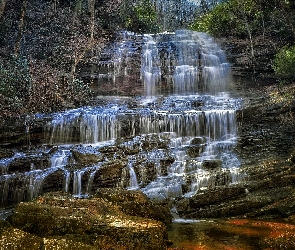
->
94 188 172 225
6 191 168 250
0 228 42 250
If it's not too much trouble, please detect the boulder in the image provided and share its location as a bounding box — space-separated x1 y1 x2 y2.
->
71 146 104 165
202 160 222 170
92 159 127 189
94 188 172 225
6 191 168 250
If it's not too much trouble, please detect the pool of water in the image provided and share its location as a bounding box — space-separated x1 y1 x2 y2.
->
168 218 295 249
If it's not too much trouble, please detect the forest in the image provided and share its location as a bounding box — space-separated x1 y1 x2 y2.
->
0 0 295 116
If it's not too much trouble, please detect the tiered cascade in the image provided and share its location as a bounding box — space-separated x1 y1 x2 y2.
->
1 29 240 207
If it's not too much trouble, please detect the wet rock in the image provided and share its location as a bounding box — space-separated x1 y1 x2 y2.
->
133 161 158 188
175 156 295 219
190 137 205 145
92 159 127 189
159 156 175 175
94 188 172 225
7 157 50 174
48 146 59 155
175 185 247 218
71 146 104 165
99 145 122 159
41 169 65 193
0 149 14 159
202 160 222 170
186 145 204 158
191 101 204 108
141 134 169 151
6 191 168 250
290 150 295 163
117 141 141 155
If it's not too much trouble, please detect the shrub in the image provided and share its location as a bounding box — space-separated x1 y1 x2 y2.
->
121 0 159 33
190 0 295 39
273 45 295 79
191 2 232 36
190 1 247 37
0 55 31 100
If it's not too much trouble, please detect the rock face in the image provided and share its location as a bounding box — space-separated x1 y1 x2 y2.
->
174 153 295 219
173 88 295 220
3 189 170 250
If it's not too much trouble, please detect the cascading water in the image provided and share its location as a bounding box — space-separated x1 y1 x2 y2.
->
142 30 231 96
0 1 242 211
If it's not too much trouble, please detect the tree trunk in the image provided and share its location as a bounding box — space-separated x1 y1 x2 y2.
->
14 0 27 55
88 0 95 40
243 15 254 59
70 0 96 82
0 0 6 19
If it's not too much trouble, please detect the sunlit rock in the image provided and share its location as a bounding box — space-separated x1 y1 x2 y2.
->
6 191 168 250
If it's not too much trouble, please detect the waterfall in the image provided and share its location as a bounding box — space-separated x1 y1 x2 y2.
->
64 170 71 193
1 1 242 209
64 164 102 197
72 169 86 197
141 30 231 96
141 34 161 97
86 165 101 193
128 164 139 189
45 94 240 145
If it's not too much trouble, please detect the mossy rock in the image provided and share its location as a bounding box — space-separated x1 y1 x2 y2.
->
0 228 42 250
7 191 168 250
94 188 172 225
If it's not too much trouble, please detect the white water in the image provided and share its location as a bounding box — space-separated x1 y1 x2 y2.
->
1 26 242 207
141 30 231 96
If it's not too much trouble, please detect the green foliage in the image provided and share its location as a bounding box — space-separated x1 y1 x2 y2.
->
121 0 159 33
0 55 31 100
190 0 295 39
190 2 245 37
273 45 295 78
190 1 248 37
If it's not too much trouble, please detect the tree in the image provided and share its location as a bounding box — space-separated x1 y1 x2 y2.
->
273 45 295 79
0 0 6 19
14 0 27 55
120 0 159 33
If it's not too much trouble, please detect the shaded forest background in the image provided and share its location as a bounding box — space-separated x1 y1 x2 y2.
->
0 0 295 117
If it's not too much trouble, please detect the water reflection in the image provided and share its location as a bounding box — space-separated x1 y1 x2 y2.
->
168 219 295 250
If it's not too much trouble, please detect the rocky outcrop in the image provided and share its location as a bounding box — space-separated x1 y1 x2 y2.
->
3 189 170 250
173 88 295 219
174 157 295 219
